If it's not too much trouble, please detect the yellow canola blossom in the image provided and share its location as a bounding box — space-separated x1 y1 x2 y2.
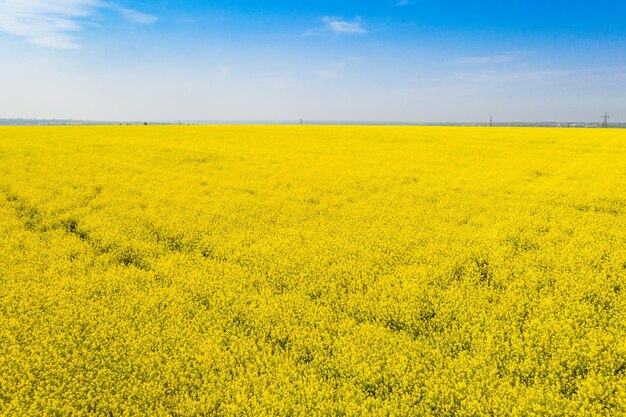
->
0 125 625 416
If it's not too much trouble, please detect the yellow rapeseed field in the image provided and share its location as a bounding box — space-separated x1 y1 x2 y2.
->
1 125 625 416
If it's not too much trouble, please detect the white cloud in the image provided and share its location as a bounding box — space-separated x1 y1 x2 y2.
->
396 0 410 6
0 0 156 49
322 16 366 35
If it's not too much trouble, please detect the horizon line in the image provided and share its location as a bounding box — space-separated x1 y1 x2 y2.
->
0 118 623 127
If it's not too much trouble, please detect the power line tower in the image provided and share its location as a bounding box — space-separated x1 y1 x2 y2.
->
602 113 610 128
490 115 493 127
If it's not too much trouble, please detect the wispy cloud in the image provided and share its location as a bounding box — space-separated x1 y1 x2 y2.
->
396 0 410 6
453 54 515 65
217 65 230 79
454 66 626 86
114 5 157 25
312 57 363 80
0 0 156 49
322 16 366 34
312 67 344 79
303 16 367 37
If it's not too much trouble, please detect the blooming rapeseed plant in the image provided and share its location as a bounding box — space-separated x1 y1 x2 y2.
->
0 125 625 416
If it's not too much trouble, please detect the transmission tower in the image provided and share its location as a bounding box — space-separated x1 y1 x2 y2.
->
490 115 493 127
602 113 610 128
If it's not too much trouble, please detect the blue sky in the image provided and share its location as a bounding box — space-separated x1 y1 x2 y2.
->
1 0 625 122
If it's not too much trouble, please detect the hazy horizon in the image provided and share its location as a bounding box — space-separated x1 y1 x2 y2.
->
0 118 621 126
1 1 625 123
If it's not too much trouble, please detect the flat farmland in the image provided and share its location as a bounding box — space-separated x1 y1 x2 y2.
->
1 126 625 416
